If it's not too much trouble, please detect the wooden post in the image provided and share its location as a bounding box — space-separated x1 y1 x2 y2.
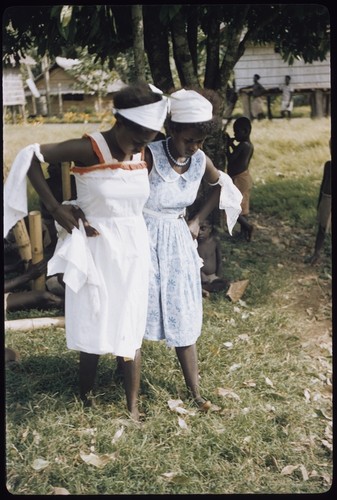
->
240 92 251 119
314 89 324 118
267 95 273 120
28 211 45 290
12 220 32 270
58 83 63 116
61 162 72 201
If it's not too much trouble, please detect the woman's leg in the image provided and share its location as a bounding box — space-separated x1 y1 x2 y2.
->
79 351 100 405
120 349 141 421
175 344 211 410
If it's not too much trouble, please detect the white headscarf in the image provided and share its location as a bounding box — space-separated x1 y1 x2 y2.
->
114 84 168 132
169 89 213 123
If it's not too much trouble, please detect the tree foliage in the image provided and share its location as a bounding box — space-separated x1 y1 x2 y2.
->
3 5 330 87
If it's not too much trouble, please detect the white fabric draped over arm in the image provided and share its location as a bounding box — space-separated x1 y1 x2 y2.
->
4 143 44 237
48 219 102 315
211 170 243 235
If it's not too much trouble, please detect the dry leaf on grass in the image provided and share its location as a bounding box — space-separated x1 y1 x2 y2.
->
79 451 117 468
167 399 195 415
160 472 189 484
281 464 309 481
229 363 242 372
304 389 311 401
264 377 274 387
226 280 249 302
52 487 70 495
216 388 241 401
178 417 188 430
242 379 256 387
167 400 189 415
31 458 49 471
111 426 125 445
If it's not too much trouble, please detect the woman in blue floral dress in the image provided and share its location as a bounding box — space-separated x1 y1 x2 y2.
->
143 89 242 410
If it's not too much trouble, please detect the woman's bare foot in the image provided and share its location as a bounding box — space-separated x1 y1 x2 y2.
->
129 406 142 423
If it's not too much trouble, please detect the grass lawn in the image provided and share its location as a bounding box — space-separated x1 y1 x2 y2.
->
4 117 332 494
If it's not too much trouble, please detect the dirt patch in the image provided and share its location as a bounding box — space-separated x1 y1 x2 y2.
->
250 213 332 347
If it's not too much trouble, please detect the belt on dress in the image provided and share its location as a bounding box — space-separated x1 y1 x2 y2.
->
143 208 186 219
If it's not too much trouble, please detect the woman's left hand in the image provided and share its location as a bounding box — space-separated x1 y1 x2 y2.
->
188 218 200 240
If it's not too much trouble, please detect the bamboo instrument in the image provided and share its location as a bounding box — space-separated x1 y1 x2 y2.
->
5 316 65 331
12 220 32 270
61 162 72 201
28 210 45 290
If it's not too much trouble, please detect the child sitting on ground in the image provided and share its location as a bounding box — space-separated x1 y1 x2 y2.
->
197 215 230 296
196 214 250 302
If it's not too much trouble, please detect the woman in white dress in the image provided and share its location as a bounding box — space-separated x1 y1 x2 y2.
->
4 83 168 421
143 89 242 410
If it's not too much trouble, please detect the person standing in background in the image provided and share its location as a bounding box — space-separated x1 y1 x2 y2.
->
305 139 331 265
280 75 294 119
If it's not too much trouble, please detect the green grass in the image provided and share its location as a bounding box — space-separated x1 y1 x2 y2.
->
4 118 332 494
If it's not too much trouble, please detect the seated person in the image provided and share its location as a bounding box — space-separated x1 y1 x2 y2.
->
197 216 230 296
5 256 64 315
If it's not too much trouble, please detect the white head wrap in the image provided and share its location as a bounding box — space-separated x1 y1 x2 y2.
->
169 89 213 123
114 84 168 132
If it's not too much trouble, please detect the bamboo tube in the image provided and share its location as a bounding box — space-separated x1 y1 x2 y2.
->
12 219 32 270
5 316 65 331
28 210 45 290
61 162 72 201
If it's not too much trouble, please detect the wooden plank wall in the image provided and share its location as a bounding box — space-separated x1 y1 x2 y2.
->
2 68 26 105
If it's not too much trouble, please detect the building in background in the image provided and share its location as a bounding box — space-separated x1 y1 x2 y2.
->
234 44 330 119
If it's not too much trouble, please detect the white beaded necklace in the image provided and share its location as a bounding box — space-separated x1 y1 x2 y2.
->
165 137 190 167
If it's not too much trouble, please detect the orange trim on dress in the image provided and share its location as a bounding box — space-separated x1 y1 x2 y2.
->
72 133 147 174
70 161 148 174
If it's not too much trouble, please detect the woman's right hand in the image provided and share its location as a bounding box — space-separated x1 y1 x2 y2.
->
51 204 99 237
51 204 81 234
71 206 100 237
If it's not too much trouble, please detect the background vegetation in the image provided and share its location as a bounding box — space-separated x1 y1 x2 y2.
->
3 5 330 170
4 116 332 494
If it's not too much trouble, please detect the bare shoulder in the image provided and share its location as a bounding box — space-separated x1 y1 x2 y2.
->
40 136 96 165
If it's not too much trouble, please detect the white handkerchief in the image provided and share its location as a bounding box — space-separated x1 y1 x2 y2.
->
217 170 243 235
4 143 44 237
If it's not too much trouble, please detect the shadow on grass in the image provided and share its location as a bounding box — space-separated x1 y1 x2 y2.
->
5 353 128 420
251 177 318 226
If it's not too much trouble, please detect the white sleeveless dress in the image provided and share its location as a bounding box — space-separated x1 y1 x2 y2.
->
48 132 151 359
143 140 206 347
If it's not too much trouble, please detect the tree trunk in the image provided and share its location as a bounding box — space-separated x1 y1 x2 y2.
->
131 5 146 83
42 54 51 116
204 14 220 89
143 6 175 92
170 10 199 88
186 9 199 76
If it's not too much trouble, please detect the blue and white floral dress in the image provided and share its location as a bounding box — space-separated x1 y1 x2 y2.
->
143 140 206 347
